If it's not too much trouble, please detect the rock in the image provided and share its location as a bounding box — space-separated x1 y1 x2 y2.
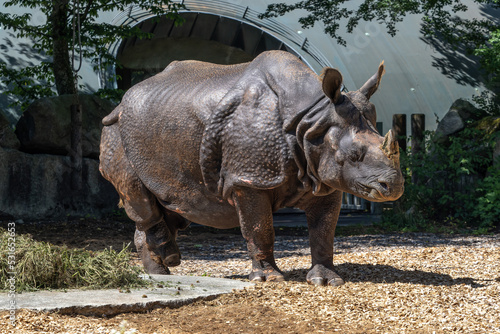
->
15 94 116 158
449 98 479 121
434 110 465 143
434 99 482 144
0 109 20 149
0 146 119 220
0 275 253 316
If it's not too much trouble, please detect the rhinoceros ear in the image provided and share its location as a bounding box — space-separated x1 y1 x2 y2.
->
321 68 343 104
359 61 385 100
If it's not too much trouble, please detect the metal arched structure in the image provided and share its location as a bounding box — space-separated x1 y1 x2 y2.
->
114 12 315 89
108 0 333 73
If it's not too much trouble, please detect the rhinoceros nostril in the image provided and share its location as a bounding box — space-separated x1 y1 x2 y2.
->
379 182 389 191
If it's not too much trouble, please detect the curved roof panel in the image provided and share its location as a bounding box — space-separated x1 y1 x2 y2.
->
109 0 497 131
0 0 496 132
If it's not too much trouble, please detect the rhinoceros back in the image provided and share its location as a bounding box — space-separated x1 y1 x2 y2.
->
113 61 249 209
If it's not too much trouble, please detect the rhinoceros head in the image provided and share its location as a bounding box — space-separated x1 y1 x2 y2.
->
310 63 404 202
201 56 403 202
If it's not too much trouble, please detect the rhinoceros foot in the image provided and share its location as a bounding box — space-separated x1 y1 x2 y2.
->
143 249 171 275
306 264 344 286
249 269 285 283
162 253 181 267
134 221 182 274
135 229 170 274
145 222 181 267
248 259 285 282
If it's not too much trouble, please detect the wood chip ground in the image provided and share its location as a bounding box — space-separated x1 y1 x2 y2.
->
1 232 499 333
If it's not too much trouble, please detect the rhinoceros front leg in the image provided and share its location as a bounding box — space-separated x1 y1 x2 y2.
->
304 190 345 286
232 188 284 282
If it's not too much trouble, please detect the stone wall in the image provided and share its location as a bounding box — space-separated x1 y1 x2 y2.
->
0 148 118 219
0 94 119 220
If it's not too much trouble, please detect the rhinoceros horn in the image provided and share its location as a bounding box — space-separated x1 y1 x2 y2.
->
380 129 400 162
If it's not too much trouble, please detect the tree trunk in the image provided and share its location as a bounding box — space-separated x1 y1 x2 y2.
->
50 0 76 95
51 0 82 191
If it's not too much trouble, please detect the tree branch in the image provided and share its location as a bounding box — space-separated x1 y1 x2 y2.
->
80 0 95 24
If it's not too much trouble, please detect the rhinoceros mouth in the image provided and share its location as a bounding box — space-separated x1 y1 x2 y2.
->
367 187 386 200
358 179 404 202
356 182 391 201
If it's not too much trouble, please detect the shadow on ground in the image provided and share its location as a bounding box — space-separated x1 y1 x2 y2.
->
284 264 485 288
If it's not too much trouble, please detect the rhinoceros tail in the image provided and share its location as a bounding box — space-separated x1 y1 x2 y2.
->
102 107 121 126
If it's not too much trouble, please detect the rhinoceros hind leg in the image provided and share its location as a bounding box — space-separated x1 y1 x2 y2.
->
133 214 185 274
100 125 181 273
116 178 182 272
143 219 182 267
134 229 170 274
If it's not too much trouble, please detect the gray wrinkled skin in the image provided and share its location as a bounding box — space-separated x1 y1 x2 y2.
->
99 51 404 286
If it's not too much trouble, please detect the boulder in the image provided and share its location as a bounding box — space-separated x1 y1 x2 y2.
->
434 99 478 144
434 111 464 143
0 146 119 220
15 94 116 159
0 110 20 149
449 98 479 121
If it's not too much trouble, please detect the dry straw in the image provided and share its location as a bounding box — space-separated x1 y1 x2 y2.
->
0 228 146 291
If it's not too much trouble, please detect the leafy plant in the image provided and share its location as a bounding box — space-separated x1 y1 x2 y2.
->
475 29 500 96
472 159 500 230
0 0 185 110
380 121 499 233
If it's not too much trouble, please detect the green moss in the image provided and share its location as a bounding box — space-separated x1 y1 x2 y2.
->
475 116 500 135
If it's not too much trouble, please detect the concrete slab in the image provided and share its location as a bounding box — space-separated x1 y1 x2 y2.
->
0 275 252 316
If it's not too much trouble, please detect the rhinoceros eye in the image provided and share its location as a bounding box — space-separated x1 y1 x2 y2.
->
348 145 367 162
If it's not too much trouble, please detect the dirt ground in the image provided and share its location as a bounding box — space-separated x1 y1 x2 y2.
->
1 218 500 333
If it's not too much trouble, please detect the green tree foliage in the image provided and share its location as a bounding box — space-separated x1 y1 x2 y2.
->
261 0 500 97
475 29 500 95
380 126 499 233
0 0 184 109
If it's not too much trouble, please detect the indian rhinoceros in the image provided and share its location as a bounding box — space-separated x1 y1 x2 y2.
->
99 50 404 286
